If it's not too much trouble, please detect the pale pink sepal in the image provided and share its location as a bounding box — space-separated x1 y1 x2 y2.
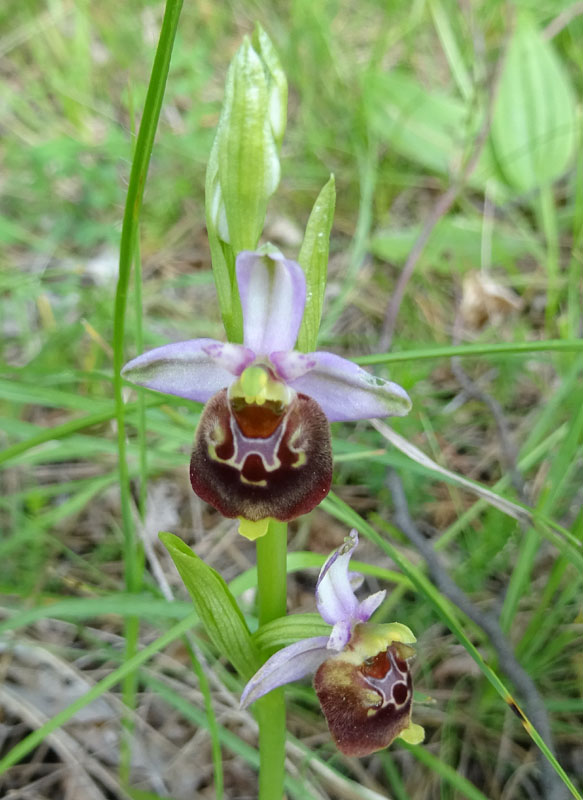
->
240 636 330 708
237 251 306 355
272 350 411 422
121 338 255 403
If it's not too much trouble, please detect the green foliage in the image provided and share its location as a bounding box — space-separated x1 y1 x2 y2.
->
490 15 577 193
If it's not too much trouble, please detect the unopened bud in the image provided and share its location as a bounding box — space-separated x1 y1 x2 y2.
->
205 29 287 252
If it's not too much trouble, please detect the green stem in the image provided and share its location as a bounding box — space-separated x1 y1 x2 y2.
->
255 520 288 800
132 231 148 520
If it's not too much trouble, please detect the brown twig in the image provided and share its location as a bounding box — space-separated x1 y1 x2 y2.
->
386 468 565 800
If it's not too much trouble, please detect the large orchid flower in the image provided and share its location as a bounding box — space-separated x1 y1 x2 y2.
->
122 251 411 539
241 530 424 756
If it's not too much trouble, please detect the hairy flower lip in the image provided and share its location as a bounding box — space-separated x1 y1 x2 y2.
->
190 389 332 523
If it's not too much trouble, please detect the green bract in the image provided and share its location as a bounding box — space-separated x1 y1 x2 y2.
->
160 532 261 679
297 174 336 353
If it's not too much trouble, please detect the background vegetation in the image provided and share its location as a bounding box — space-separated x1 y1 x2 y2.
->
1 0 582 798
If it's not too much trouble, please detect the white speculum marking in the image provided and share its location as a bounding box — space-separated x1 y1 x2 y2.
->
207 407 288 473
366 652 411 710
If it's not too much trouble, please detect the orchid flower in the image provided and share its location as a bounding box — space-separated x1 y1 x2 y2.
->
241 530 424 756
122 250 411 539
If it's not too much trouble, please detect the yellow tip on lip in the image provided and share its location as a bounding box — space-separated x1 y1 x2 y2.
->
238 517 271 540
398 722 425 745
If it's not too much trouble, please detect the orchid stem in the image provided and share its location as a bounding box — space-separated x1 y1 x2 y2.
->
255 520 287 800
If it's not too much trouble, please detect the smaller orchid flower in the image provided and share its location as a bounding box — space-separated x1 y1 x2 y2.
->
122 251 411 539
241 530 424 756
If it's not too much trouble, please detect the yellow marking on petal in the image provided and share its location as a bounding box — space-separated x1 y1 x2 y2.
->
241 475 267 487
364 689 381 708
238 517 270 540
288 426 307 468
210 422 225 444
292 451 307 468
398 722 425 745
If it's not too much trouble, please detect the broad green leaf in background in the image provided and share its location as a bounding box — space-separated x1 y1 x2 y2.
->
370 215 542 273
296 174 336 352
160 532 261 679
363 70 504 193
490 15 577 194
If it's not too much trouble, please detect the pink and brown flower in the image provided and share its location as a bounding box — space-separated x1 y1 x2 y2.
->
241 530 424 754
122 252 411 538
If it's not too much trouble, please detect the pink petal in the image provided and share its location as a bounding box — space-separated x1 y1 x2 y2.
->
272 350 411 422
316 531 359 626
121 339 255 403
356 590 386 622
237 251 306 355
240 636 330 707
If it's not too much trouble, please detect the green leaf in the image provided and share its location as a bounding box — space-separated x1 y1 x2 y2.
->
370 215 541 273
490 15 577 193
159 532 261 679
296 174 336 352
251 613 332 650
363 71 504 194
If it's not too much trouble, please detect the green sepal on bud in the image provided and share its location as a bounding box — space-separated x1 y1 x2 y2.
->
205 25 287 342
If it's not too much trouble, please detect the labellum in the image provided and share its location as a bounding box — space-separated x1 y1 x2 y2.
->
314 641 415 757
190 365 333 522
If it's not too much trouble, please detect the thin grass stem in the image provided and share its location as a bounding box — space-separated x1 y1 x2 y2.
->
112 0 183 786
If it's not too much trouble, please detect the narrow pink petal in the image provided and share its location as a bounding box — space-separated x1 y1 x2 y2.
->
316 531 359 625
121 339 255 403
240 636 330 707
356 590 386 622
273 350 411 422
237 251 306 355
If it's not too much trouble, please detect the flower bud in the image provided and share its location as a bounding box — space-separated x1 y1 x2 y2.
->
205 27 287 252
